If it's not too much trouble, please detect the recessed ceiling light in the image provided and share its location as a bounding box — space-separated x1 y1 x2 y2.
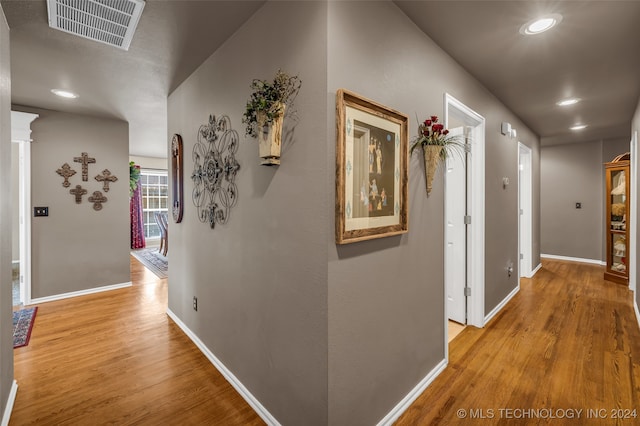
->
557 98 581 106
570 124 587 131
520 14 563 35
51 89 78 99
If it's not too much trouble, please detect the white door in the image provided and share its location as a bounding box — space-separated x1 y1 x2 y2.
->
518 143 532 278
445 127 466 324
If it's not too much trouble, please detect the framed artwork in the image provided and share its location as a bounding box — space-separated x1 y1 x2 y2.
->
335 89 409 244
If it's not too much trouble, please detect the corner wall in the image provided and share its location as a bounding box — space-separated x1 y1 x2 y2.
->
327 2 540 424
0 3 14 418
167 2 328 425
541 138 629 262
13 106 130 299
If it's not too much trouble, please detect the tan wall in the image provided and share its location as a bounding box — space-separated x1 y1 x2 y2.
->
0 3 14 416
633 97 640 311
129 155 167 171
14 106 131 299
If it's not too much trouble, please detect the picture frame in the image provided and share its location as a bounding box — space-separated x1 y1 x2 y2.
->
335 89 409 244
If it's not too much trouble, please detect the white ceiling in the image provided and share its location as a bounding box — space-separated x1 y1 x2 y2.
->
2 0 639 157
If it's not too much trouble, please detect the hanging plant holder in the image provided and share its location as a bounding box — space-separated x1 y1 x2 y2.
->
423 145 442 195
257 104 285 166
243 70 301 166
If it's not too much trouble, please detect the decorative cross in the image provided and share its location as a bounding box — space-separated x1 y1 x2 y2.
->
94 169 118 192
73 152 96 181
56 163 77 188
88 191 108 211
70 185 87 204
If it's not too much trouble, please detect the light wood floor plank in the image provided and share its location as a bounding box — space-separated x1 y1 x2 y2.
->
396 259 640 425
10 256 264 426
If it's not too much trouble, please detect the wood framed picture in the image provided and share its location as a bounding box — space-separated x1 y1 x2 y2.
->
335 89 409 244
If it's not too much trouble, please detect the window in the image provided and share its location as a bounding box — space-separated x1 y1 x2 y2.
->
140 169 168 239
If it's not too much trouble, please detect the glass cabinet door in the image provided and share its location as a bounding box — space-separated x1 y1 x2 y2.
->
609 168 627 274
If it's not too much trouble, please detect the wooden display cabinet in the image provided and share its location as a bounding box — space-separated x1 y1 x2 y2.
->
604 152 630 284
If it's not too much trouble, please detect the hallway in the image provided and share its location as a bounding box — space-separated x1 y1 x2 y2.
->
397 259 640 425
10 257 263 425
9 259 640 424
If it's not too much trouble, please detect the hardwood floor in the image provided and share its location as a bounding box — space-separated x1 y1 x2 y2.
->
11 259 640 425
397 259 640 425
10 256 263 425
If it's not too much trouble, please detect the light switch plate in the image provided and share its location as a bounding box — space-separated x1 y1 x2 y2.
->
34 207 49 217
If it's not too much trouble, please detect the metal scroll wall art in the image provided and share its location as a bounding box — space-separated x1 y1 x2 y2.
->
191 115 240 229
55 152 117 211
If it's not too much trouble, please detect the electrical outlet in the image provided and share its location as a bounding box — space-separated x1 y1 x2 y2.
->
193 296 198 311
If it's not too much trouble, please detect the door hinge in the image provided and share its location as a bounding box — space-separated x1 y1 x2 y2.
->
520 209 524 215
463 143 472 153
520 253 524 260
464 287 471 297
464 215 471 225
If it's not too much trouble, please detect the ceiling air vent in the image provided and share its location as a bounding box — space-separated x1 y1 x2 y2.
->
47 0 145 51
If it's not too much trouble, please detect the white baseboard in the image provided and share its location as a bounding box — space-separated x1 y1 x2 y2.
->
529 263 542 277
28 282 132 305
376 358 447 426
541 254 605 266
484 285 520 325
166 309 280 426
635 299 640 331
1 380 18 426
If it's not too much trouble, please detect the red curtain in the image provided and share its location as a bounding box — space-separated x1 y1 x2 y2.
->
130 170 145 249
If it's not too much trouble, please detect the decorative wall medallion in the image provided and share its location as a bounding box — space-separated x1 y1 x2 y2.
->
88 191 107 210
73 152 96 181
191 115 240 229
95 169 118 192
171 134 184 223
70 185 88 204
56 163 76 187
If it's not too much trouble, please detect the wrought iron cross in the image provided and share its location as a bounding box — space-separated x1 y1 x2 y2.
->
69 185 87 204
56 163 76 188
95 169 118 192
88 191 108 211
73 152 96 181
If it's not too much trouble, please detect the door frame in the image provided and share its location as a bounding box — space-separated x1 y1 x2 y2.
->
444 93 485 336
630 131 637 293
518 142 533 278
11 110 38 305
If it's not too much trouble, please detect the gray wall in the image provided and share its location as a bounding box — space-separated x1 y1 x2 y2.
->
0 4 13 417
167 2 328 425
326 2 540 424
14 106 130 299
168 1 542 424
541 138 629 261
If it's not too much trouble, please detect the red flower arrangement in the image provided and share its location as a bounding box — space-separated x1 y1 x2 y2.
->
410 115 461 155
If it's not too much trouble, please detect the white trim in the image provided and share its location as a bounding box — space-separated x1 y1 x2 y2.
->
629 131 637 293
28 282 131 305
19 140 31 305
529 263 543 277
484 285 520 325
166 309 280 426
376 359 447 426
1 380 18 426
518 143 533 279
541 253 605 266
634 299 640 331
444 93 485 329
